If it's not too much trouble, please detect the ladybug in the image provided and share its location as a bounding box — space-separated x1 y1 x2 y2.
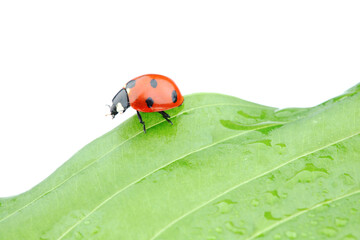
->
108 74 184 133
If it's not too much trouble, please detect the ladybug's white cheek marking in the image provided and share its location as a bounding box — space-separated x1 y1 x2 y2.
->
116 102 124 114
126 88 131 95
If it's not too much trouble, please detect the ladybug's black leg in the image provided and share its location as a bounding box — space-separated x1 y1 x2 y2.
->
159 111 173 125
136 111 146 133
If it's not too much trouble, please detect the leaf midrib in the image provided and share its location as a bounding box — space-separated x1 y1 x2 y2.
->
0 102 266 223
57 122 285 239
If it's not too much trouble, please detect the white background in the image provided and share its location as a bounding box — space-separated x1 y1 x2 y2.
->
0 1 359 197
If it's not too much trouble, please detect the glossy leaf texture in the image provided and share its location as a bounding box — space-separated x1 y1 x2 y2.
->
1 84 360 240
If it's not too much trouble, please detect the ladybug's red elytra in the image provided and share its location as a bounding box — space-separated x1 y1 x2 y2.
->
108 74 184 133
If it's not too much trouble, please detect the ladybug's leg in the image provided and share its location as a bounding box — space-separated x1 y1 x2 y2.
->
136 111 146 133
159 111 173 125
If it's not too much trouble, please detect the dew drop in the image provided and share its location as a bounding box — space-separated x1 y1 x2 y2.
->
287 163 329 182
350 208 358 214
265 190 280 205
275 143 287 155
267 190 280 198
75 231 84 240
305 163 328 174
91 226 101 236
285 230 297 239
297 207 307 211
268 174 276 181
274 108 304 119
276 143 287 148
335 217 348 227
320 227 337 237
225 221 246 235
219 120 282 132
342 234 357 240
264 211 282 221
341 173 355 185
251 199 260 207
215 199 236 214
237 110 266 119
248 139 272 146
319 155 334 161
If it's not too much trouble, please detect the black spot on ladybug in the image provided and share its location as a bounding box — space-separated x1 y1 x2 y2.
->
126 80 136 89
150 79 157 88
146 97 154 108
172 90 177 103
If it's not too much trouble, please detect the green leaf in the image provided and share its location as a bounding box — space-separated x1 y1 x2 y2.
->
1 84 360 240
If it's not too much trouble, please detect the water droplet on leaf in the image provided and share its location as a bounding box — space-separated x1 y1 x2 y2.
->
264 211 282 221
287 163 329 183
225 221 246 235
340 173 355 185
237 110 266 119
320 227 337 237
248 139 272 147
91 226 101 236
251 199 260 207
75 231 84 239
319 155 334 161
335 217 348 227
219 120 282 132
350 208 358 214
265 190 280 205
342 234 357 240
214 199 236 214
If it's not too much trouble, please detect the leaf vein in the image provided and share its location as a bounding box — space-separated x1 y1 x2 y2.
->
57 122 284 239
0 102 255 223
150 131 360 240
247 189 360 240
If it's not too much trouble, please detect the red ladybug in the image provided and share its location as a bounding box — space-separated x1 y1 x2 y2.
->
108 74 184 133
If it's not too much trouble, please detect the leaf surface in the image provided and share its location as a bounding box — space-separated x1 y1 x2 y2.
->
1 85 360 240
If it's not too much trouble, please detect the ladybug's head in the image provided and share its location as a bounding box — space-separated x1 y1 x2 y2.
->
108 88 130 118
